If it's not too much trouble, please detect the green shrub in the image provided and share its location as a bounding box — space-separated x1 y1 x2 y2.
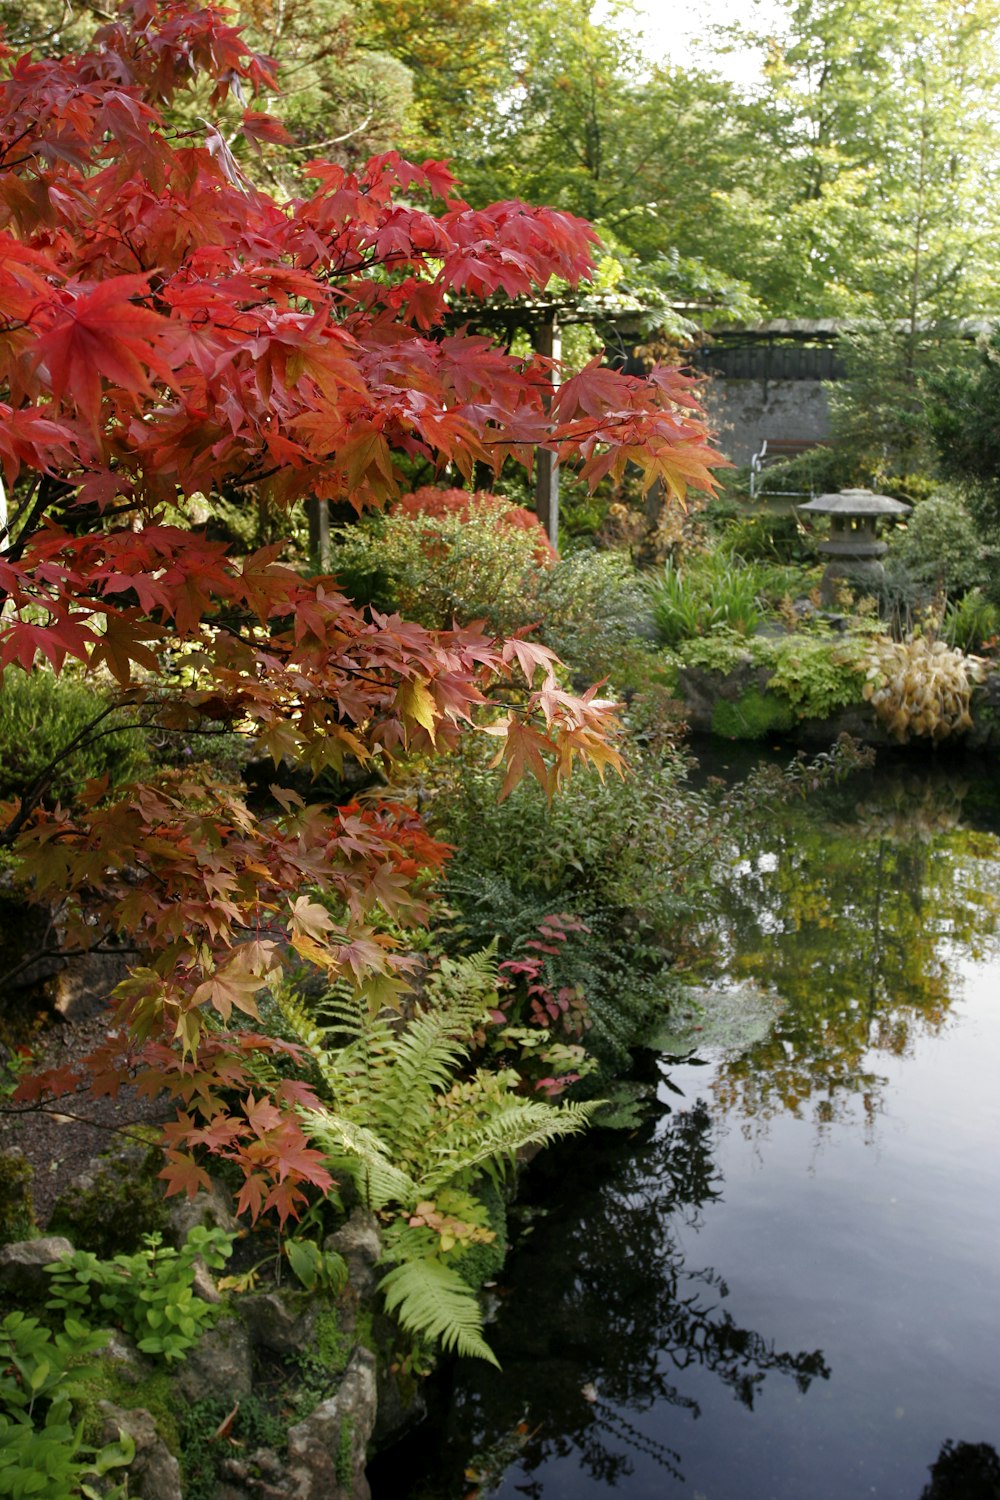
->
46 1227 232 1364
943 587 1000 653
890 494 987 596
678 631 870 725
330 493 550 634
766 635 869 720
0 1311 133 1500
0 668 146 806
534 548 656 685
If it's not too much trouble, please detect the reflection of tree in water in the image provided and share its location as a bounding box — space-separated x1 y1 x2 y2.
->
919 1439 1000 1500
418 1103 828 1496
703 770 1000 1135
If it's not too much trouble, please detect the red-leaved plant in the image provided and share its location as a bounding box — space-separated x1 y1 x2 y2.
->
0 0 720 1220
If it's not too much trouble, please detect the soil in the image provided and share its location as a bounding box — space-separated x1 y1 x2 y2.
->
0 1006 170 1226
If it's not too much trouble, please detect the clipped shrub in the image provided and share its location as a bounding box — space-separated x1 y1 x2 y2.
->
534 548 657 685
0 667 146 806
890 494 987 597
330 488 552 633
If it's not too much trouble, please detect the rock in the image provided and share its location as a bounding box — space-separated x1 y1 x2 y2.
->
175 1317 253 1404
99 1330 153 1387
283 1347 378 1500
0 1235 73 1300
241 1287 318 1358
100 1403 182 1500
52 946 131 1022
166 1179 239 1244
324 1210 382 1300
191 1258 222 1305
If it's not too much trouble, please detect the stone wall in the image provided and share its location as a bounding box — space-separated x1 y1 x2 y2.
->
701 378 832 467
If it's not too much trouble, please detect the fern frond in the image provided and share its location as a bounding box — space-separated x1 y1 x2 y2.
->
301 1107 417 1211
421 1095 598 1197
378 1258 500 1368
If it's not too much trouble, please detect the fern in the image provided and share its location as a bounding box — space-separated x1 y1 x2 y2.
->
378 1258 500 1367
276 947 596 1365
299 1107 416 1211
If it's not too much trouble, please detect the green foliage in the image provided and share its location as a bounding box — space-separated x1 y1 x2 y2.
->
378 1257 500 1366
0 1311 133 1500
766 636 870 721
273 959 595 1364
432 742 698 1073
45 1227 232 1364
534 549 656 686
943 588 1000 653
0 668 146 806
284 1237 348 1296
180 1392 288 1500
928 327 1000 538
647 554 764 646
679 631 870 726
47 1141 168 1259
677 632 756 677
890 493 987 597
330 498 548 633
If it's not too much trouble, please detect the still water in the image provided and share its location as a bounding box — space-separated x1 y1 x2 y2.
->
373 756 1000 1500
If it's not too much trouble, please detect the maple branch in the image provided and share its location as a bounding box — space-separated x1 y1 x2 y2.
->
0 940 144 992
0 703 127 848
289 113 376 154
0 1101 159 1140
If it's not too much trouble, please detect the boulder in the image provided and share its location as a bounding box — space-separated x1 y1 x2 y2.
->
241 1287 318 1358
175 1317 253 1405
324 1210 381 1300
283 1347 378 1500
166 1179 239 1244
100 1403 182 1500
0 1235 73 1300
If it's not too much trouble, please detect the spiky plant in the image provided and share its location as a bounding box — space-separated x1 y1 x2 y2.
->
274 952 595 1364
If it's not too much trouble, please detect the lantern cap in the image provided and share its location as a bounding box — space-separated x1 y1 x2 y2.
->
798 487 912 517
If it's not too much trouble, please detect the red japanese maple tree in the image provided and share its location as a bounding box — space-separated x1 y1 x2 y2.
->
0 0 720 1218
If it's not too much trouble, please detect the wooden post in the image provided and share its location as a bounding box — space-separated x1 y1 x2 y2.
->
533 316 562 551
307 495 331 572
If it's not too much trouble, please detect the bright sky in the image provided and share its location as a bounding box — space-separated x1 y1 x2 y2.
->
604 0 788 84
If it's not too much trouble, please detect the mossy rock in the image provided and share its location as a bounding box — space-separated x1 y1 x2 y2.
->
0 1150 35 1245
711 687 796 741
47 1139 168 1259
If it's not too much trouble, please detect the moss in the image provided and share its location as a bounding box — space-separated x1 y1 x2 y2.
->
712 687 796 741
47 1140 168 1258
335 1415 354 1487
180 1393 288 1500
453 1176 508 1290
76 1363 181 1457
0 1151 35 1245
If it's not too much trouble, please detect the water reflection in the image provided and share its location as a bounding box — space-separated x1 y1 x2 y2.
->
920 1440 1000 1500
383 1101 829 1497
703 770 1000 1136
371 760 1000 1500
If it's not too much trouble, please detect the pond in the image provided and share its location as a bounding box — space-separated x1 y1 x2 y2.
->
370 752 1000 1500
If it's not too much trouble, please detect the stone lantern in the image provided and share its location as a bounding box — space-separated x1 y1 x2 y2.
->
797 488 912 606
